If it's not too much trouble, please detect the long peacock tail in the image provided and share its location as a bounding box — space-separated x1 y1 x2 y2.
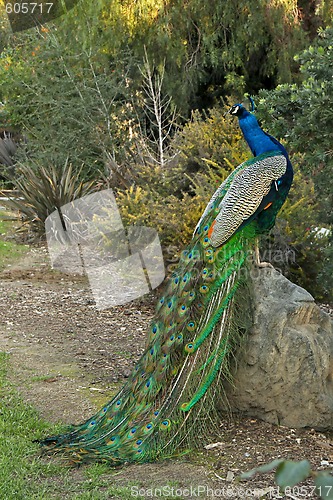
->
40 153 267 465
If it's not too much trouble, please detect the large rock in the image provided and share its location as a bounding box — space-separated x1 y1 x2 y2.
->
225 269 333 430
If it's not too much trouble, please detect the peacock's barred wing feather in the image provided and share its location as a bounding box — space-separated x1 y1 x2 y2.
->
40 149 288 465
209 153 286 246
195 151 287 245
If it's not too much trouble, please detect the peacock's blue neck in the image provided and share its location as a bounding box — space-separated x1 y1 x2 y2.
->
238 111 281 157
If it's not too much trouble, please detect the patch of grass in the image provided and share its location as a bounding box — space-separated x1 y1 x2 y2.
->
30 374 60 383
0 212 14 233
0 211 29 270
0 353 201 498
0 352 64 499
69 487 135 500
0 352 139 499
0 238 28 268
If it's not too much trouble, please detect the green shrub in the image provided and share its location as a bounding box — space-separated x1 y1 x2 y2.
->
115 102 250 252
4 159 96 234
242 458 333 499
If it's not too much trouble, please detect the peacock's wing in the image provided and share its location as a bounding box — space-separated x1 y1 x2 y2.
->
208 152 287 247
193 153 253 235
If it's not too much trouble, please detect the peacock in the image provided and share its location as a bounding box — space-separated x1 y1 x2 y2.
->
41 99 293 464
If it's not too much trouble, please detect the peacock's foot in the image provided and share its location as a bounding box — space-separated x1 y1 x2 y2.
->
254 240 274 269
255 260 274 269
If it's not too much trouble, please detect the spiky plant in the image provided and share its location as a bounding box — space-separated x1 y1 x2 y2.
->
2 159 96 235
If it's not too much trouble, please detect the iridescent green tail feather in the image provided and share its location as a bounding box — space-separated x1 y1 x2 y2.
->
41 219 256 464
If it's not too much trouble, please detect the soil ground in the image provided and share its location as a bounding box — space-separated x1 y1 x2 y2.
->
1 242 333 499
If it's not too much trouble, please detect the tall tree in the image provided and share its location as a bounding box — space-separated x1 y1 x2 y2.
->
257 26 333 300
0 23 137 177
45 0 330 113
258 26 333 225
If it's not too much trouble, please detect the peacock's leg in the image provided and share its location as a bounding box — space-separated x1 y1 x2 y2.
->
254 238 274 269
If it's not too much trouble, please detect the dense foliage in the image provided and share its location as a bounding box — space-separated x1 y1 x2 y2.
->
0 0 332 300
0 29 137 177
258 26 333 300
117 103 250 250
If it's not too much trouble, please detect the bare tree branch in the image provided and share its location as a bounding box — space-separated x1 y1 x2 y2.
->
138 47 180 168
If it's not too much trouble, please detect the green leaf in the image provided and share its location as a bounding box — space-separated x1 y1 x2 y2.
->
275 460 311 490
240 459 284 480
314 472 333 499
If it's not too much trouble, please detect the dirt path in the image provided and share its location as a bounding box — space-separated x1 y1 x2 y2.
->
0 245 154 423
1 245 333 498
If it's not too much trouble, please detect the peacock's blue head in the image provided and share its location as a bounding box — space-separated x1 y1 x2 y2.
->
227 103 248 117
226 97 255 118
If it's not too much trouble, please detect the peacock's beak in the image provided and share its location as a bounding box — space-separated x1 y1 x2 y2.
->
224 107 233 118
